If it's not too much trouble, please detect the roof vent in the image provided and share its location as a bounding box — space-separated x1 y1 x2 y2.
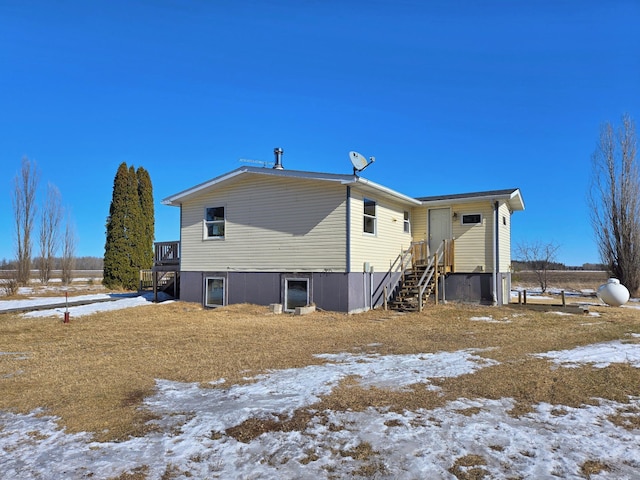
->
273 147 284 170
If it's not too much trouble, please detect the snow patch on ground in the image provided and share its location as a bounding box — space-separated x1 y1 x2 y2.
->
0 292 171 318
535 340 640 368
469 315 512 323
1 345 640 479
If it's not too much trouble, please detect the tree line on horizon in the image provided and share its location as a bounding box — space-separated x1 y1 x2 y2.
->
0 256 103 271
103 162 154 290
511 260 607 272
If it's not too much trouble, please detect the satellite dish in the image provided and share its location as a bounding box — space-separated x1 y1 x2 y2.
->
349 151 375 175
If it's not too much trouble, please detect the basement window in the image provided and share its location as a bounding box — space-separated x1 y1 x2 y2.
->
204 206 225 238
363 198 376 235
285 278 309 312
461 213 482 225
205 277 225 307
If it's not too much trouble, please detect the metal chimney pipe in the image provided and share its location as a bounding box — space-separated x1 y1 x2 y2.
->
273 147 284 170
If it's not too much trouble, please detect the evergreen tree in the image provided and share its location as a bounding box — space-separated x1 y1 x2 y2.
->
136 166 154 269
104 163 132 289
104 162 155 290
127 165 144 285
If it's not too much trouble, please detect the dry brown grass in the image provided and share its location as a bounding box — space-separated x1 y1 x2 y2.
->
1 298 639 444
448 454 489 480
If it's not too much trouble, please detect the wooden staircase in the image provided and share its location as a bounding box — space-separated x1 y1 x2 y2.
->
140 241 181 302
139 269 179 298
156 270 179 297
386 239 454 312
389 264 434 311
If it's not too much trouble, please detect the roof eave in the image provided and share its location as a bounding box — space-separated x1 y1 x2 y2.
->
161 167 249 206
350 177 422 206
419 189 525 211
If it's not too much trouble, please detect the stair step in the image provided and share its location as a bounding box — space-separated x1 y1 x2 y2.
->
389 274 436 311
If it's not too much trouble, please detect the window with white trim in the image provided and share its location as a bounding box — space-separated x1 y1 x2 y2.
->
204 206 225 238
205 277 225 307
461 213 482 225
363 198 376 235
285 278 309 312
403 210 411 233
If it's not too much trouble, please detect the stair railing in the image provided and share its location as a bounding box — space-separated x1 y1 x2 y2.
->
382 246 414 305
417 240 447 312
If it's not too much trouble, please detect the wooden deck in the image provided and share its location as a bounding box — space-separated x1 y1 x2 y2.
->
154 241 180 266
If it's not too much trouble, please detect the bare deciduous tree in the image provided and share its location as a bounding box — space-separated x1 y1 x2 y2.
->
516 240 560 293
588 114 640 294
38 183 63 285
12 157 39 285
61 215 77 286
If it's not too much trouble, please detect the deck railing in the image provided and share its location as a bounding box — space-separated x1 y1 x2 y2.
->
380 246 415 307
408 239 454 269
154 241 180 266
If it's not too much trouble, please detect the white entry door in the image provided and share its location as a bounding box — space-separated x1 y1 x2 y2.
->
428 208 452 255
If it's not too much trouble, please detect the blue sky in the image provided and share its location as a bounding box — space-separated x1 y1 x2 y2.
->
1 0 638 266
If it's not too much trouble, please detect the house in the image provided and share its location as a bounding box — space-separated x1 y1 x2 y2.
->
158 155 524 313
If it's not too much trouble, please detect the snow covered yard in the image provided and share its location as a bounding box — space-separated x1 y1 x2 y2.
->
1 293 640 479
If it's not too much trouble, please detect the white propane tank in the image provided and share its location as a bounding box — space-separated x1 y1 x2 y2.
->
597 278 630 307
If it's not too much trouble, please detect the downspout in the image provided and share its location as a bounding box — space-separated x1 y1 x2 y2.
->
179 204 183 270
346 187 351 273
370 266 374 309
346 186 352 311
178 204 183 301
364 272 367 310
492 201 499 305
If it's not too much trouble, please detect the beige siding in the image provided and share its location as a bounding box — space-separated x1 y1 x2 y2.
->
451 201 495 272
412 201 505 273
349 189 413 273
498 202 511 273
410 206 428 244
180 175 347 272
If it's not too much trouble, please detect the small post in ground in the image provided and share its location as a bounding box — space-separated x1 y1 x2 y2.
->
63 292 70 323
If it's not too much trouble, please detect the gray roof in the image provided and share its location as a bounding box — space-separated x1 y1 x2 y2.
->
417 188 520 202
162 166 523 211
417 188 525 211
162 166 421 206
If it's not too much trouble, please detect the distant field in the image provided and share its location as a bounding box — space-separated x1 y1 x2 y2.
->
512 270 609 292
0 270 103 281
